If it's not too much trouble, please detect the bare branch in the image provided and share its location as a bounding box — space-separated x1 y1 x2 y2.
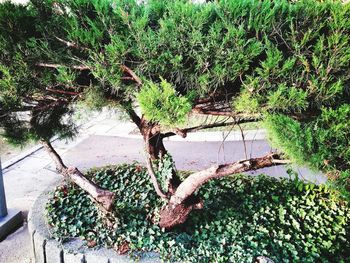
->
36 63 90 71
122 102 143 129
162 117 260 138
183 120 236 134
170 153 288 205
145 129 169 200
121 65 142 86
41 139 67 172
270 159 292 164
121 77 134 81
41 140 116 211
37 35 143 85
55 36 89 51
195 97 215 104
36 62 142 86
46 87 81 96
192 108 233 116
238 123 248 159
66 167 116 211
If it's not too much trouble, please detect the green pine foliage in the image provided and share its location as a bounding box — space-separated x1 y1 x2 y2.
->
1 0 349 148
137 78 194 126
265 105 350 195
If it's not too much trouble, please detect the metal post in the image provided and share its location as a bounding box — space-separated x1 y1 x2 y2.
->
0 156 22 241
0 157 8 217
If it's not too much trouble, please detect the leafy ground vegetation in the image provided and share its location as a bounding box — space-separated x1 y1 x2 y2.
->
47 164 350 262
1 0 350 259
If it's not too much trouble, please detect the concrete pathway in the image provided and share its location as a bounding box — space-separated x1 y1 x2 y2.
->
0 111 326 263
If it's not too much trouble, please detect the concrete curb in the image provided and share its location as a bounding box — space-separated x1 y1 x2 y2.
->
3 144 44 170
95 128 267 142
28 185 161 263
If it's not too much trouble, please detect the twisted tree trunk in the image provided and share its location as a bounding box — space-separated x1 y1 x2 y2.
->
123 104 181 193
136 120 287 229
158 154 286 229
41 140 115 211
122 102 285 229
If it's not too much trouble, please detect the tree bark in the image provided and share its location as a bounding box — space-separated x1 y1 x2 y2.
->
162 116 261 139
143 127 167 160
159 153 286 229
65 167 116 211
41 140 115 211
144 128 168 200
145 156 168 200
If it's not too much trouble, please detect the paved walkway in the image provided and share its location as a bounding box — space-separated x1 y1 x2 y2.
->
0 111 326 263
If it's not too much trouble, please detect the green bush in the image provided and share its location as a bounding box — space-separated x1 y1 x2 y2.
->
264 105 350 196
46 164 350 262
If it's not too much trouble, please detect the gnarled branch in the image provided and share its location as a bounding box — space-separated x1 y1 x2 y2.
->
170 153 287 206
159 153 289 229
41 140 116 211
162 117 260 138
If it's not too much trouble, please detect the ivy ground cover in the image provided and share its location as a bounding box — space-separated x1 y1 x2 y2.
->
46 164 350 262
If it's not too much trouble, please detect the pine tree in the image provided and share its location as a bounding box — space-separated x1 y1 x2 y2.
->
0 0 349 228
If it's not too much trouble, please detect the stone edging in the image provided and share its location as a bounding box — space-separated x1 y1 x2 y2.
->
28 185 161 263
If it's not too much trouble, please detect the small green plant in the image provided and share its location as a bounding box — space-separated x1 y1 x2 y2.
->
46 164 350 262
137 78 194 126
233 91 260 114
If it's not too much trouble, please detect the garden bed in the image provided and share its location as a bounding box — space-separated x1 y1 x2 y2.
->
28 184 160 263
41 164 350 262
